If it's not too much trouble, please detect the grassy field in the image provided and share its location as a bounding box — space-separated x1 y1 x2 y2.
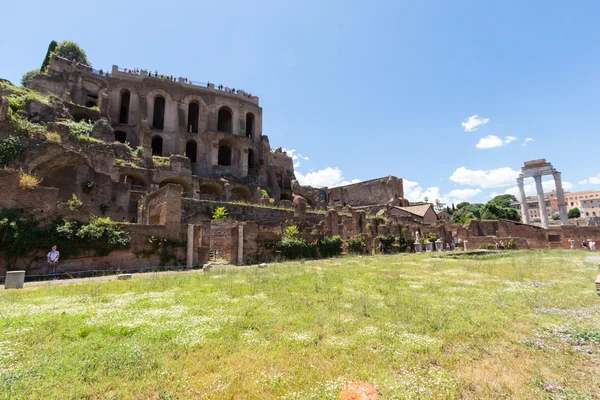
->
1 250 599 399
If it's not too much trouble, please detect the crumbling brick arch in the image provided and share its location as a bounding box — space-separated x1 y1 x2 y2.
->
232 186 252 200
245 112 255 138
218 138 234 166
145 89 173 131
182 95 207 134
120 172 150 188
119 89 130 124
159 177 192 194
185 140 197 163
217 106 233 134
199 182 223 196
151 135 163 156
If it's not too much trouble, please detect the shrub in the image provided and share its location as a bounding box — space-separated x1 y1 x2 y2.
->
347 235 366 254
261 189 270 199
318 235 343 257
45 132 61 142
212 207 228 220
8 97 25 114
63 119 94 139
20 69 41 88
376 234 396 253
19 170 41 189
152 156 170 166
135 146 144 159
568 208 581 219
9 113 47 138
53 41 89 65
65 193 84 212
285 225 299 239
275 237 316 260
0 210 130 268
0 136 22 166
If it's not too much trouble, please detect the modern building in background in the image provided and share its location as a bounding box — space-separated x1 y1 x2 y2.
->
511 189 600 223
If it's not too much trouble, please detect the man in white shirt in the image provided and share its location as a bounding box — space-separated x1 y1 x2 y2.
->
47 245 59 277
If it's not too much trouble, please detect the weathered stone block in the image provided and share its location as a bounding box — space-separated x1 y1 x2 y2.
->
5 271 25 289
117 274 132 280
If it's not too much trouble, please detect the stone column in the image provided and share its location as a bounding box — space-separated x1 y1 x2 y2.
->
534 175 549 228
241 149 249 177
517 177 530 224
186 224 195 269
553 171 568 225
237 225 244 265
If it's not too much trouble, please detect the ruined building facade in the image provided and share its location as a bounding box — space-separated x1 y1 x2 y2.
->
30 56 295 201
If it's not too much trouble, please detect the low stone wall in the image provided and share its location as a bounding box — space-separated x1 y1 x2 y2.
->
181 198 324 227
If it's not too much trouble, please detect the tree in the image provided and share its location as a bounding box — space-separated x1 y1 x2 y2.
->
568 208 581 219
552 214 561 221
451 203 483 223
40 40 58 71
456 202 470 210
480 202 521 222
20 69 40 88
488 194 517 209
53 41 89 65
434 198 446 211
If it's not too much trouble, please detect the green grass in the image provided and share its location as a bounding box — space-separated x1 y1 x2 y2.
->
1 250 599 399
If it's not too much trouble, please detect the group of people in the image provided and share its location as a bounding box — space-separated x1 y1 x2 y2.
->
570 238 597 250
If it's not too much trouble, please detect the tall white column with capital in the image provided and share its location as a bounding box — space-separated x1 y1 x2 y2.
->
553 171 568 225
517 177 530 224
534 175 549 228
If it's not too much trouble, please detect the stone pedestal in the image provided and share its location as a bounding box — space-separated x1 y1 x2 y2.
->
435 239 443 251
414 243 423 253
425 242 433 252
463 240 468 251
5 271 25 289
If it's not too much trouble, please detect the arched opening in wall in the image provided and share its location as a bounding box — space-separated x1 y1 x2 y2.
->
246 113 255 138
151 136 163 156
280 193 293 201
198 182 223 196
247 149 255 169
120 173 150 188
119 90 130 124
114 131 127 143
159 177 192 194
217 107 232 133
185 141 197 163
86 100 97 108
188 102 199 133
218 145 232 166
232 186 252 200
153 96 166 130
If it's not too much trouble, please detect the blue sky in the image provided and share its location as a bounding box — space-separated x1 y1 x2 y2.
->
1 0 599 205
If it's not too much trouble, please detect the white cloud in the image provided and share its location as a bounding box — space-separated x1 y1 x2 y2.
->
522 138 534 147
461 115 489 132
447 188 483 202
449 167 520 188
475 135 518 149
578 173 600 185
295 167 360 188
504 178 573 198
282 148 309 169
404 180 481 205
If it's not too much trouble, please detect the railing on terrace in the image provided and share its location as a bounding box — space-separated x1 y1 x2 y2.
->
189 80 209 87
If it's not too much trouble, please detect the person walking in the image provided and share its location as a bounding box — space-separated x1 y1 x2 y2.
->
47 245 60 277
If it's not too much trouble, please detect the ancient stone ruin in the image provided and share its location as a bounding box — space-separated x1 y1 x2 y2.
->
1 56 600 276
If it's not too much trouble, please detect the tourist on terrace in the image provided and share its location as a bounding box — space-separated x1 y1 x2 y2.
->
47 245 60 277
